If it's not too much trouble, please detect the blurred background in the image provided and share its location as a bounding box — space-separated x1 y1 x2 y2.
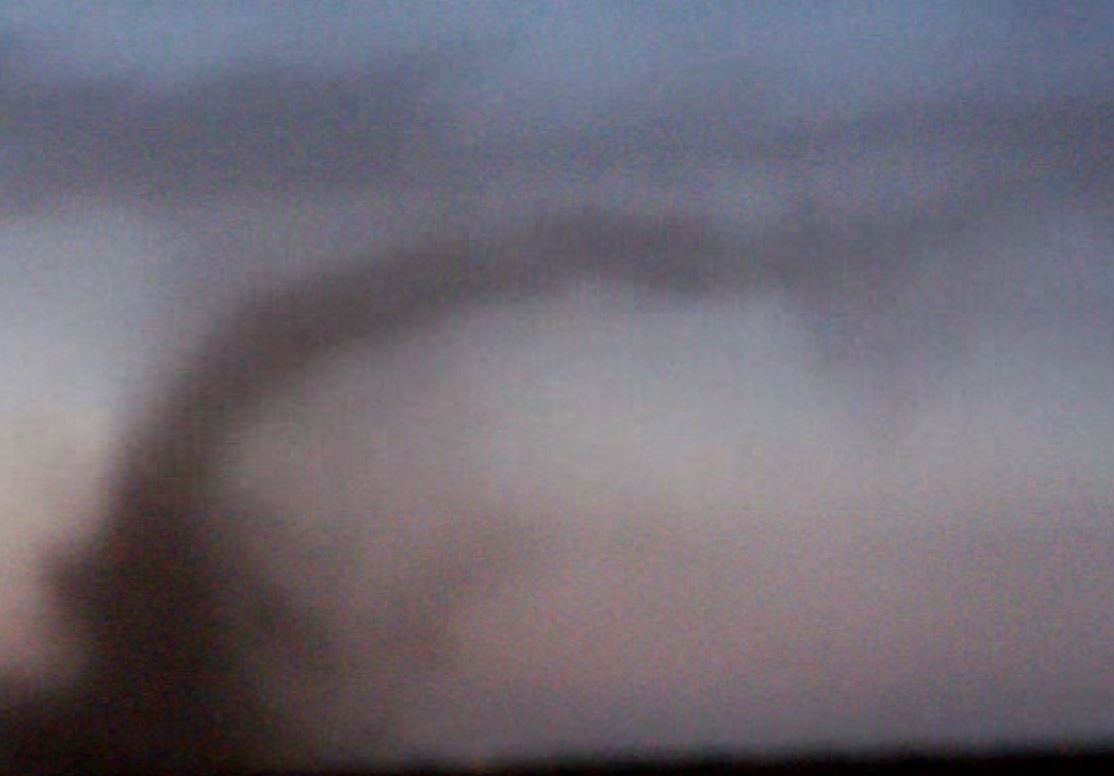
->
1 1 1113 769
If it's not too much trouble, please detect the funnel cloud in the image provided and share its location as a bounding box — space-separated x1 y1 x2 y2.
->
1 3 1113 772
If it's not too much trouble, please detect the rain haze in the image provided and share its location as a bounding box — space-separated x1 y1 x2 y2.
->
1 2 1113 772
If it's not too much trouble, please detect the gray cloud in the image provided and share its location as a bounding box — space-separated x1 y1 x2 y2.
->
1 4 1113 771
1 42 471 210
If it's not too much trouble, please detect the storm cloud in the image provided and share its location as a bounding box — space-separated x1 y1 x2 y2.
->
1 2 1113 772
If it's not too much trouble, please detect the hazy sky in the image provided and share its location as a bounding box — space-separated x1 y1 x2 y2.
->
1 2 1113 770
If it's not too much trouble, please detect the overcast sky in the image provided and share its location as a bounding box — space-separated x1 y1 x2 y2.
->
1 2 1113 770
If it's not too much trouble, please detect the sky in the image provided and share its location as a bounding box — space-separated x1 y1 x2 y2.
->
1 1 1113 771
